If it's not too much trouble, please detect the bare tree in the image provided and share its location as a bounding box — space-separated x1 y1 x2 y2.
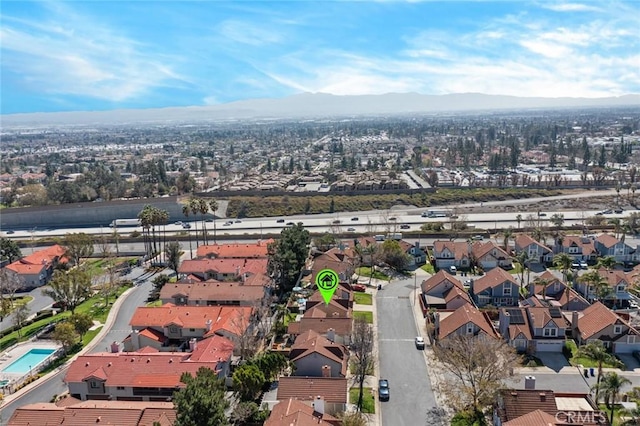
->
13 303 31 337
0 268 24 313
433 334 520 415
230 308 259 360
351 317 374 412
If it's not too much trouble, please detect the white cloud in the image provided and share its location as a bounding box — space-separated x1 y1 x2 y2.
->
542 3 603 12
217 20 284 46
0 5 187 102
519 39 573 58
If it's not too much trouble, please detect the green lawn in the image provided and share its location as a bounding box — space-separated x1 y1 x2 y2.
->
565 340 624 369
83 257 136 277
354 293 373 305
353 311 373 324
349 387 375 414
420 263 435 274
283 312 297 326
356 267 389 281
1 295 34 315
349 360 374 376
0 284 131 351
146 300 163 307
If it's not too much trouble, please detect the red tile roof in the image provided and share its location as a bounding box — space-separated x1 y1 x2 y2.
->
514 234 551 252
129 305 253 336
503 307 533 341
65 351 225 390
196 240 273 259
421 270 464 294
159 281 265 304
595 234 620 249
265 398 341 426
6 261 46 275
471 241 510 261
189 334 234 362
8 401 175 426
561 236 597 255
433 241 470 261
290 330 348 376
503 409 560 426
473 267 518 294
277 377 348 404
22 244 67 267
577 301 627 340
438 304 498 340
178 258 268 276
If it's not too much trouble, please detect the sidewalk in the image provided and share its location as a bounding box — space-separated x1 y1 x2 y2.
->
0 285 135 408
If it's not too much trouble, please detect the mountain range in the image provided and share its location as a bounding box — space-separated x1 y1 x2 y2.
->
3 92 639 127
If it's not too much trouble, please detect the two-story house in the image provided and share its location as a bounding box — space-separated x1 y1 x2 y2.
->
575 268 633 308
289 330 348 378
288 297 353 345
65 335 234 401
178 258 268 281
594 234 635 264
421 270 471 311
554 236 598 262
499 306 568 353
5 244 68 290
398 240 427 267
470 267 520 308
432 241 471 271
195 240 273 259
159 280 267 307
124 304 253 352
471 241 512 271
572 301 640 354
513 234 553 265
434 304 499 341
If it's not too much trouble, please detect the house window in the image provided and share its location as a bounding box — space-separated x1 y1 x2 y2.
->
169 326 179 334
614 325 623 334
90 381 101 389
466 325 474 335
543 328 557 337
569 247 579 254
617 285 625 292
117 386 125 390
189 328 196 332
588 286 594 294
503 285 512 296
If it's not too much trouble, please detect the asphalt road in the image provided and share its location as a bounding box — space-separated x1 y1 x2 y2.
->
0 267 155 424
0 288 54 333
377 276 438 426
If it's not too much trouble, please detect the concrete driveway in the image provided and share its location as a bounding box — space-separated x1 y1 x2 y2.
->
537 352 571 372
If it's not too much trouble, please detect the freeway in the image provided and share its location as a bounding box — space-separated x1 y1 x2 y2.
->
1 189 625 239
0 267 156 423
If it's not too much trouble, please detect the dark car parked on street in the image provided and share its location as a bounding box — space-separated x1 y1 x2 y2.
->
378 379 390 401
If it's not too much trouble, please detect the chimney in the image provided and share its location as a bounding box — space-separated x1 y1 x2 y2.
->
572 311 579 332
313 395 325 415
321 365 331 378
327 328 335 342
524 376 536 390
205 319 213 332
189 338 197 352
132 330 141 351
110 341 120 353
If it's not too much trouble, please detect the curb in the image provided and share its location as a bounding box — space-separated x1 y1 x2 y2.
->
0 285 136 408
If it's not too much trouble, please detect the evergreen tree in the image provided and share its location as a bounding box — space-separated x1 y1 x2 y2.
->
174 367 229 426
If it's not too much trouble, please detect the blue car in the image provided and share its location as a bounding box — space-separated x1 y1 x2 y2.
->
378 379 390 401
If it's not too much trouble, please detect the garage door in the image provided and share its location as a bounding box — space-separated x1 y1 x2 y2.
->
536 341 564 352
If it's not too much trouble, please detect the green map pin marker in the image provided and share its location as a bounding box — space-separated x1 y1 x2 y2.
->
316 268 339 305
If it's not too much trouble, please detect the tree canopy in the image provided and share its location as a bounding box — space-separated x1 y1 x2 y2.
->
232 363 266 401
42 269 92 313
379 240 411 272
267 223 310 295
173 367 229 426
434 334 520 414
0 237 22 263
63 233 94 267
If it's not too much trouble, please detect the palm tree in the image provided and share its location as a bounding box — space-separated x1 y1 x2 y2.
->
597 256 618 271
532 227 546 245
577 340 623 404
533 277 551 300
609 218 622 240
209 199 218 244
198 198 209 245
564 270 576 308
137 205 152 259
182 204 193 259
501 227 514 252
512 251 531 293
515 214 522 229
595 371 631 424
553 253 573 284
189 197 200 248
581 270 608 302
157 208 169 265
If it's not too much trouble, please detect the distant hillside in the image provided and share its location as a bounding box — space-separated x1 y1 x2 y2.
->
3 92 639 127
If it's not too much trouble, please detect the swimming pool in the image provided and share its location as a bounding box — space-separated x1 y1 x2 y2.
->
2 348 56 374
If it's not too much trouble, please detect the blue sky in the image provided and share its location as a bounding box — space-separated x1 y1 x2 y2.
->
1 1 639 114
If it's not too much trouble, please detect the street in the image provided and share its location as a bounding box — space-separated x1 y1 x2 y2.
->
0 267 154 424
0 288 53 333
377 275 438 426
